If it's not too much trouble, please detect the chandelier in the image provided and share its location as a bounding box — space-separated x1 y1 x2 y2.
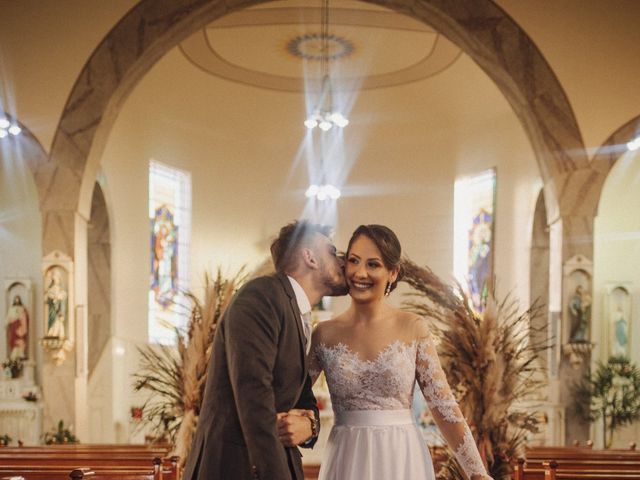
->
628 136 640 151
305 183 341 200
303 0 345 202
304 75 349 131
303 0 349 132
0 117 21 139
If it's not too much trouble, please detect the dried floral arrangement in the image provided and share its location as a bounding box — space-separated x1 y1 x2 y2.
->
133 269 247 463
401 259 550 480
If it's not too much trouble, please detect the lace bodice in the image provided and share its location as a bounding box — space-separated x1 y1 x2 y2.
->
309 332 490 479
313 340 416 411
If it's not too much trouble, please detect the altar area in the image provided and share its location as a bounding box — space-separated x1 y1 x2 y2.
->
0 361 42 445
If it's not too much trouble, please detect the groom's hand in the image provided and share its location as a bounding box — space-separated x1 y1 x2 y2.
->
276 409 314 446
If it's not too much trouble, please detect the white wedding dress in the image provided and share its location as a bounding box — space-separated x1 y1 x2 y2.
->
309 331 489 480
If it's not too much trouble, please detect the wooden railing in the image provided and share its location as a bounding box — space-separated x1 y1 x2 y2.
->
0 444 178 480
514 444 640 480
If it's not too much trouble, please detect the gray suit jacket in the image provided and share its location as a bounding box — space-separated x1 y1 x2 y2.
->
182 273 319 480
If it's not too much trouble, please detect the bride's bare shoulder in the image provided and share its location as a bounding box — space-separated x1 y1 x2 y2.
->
313 313 349 344
397 311 434 340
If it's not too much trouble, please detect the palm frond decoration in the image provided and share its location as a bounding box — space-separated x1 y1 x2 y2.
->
133 268 249 462
401 259 551 480
573 355 640 448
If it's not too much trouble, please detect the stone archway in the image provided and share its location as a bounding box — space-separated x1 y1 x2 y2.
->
40 0 589 248
87 182 111 376
530 190 550 368
0 110 49 192
37 0 595 440
589 114 640 213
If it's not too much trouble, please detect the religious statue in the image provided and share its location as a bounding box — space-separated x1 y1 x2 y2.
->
5 295 29 360
44 269 68 338
569 284 591 342
611 306 628 357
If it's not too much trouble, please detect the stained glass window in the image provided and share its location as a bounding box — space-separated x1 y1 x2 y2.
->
148 160 191 344
453 168 496 312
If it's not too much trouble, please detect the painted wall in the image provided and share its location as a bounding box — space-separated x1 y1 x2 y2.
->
0 142 43 373
91 42 541 440
1 0 638 445
592 148 640 447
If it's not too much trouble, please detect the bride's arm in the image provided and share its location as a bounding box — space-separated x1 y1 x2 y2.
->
307 325 324 386
415 322 492 480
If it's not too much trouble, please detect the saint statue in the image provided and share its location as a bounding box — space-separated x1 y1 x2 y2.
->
569 284 591 342
5 295 29 360
611 306 628 357
44 269 68 338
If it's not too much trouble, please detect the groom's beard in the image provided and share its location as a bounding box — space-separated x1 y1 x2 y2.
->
318 259 349 297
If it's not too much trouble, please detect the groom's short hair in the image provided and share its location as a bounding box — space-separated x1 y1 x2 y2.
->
271 220 332 274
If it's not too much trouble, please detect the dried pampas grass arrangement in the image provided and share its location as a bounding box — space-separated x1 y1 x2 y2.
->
401 259 550 480
133 268 249 464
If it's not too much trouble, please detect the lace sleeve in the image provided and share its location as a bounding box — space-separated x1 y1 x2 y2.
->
416 333 491 480
307 332 323 386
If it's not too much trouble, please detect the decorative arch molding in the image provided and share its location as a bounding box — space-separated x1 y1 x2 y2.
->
530 189 550 368
0 110 49 208
87 181 111 376
589 114 640 217
43 0 587 253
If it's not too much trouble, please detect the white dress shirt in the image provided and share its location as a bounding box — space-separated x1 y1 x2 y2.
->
287 275 312 353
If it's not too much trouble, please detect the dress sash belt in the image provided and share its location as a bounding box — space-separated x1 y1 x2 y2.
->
334 409 414 427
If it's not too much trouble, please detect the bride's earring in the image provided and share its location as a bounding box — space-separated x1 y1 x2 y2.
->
384 282 391 296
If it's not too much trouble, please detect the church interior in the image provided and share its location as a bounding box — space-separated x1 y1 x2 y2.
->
0 0 639 476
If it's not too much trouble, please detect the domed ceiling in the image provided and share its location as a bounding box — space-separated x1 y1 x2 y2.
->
180 0 462 92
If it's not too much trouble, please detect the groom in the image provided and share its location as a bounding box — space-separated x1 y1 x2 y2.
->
183 220 348 480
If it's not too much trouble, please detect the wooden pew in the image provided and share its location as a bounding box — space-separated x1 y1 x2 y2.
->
1 468 160 480
544 460 640 480
303 464 320 480
0 448 179 480
0 445 171 455
0 458 178 479
514 445 640 480
0 465 163 480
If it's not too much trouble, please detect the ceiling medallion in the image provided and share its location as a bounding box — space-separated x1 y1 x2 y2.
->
286 33 354 61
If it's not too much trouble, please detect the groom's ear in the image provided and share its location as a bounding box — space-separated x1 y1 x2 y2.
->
301 247 319 270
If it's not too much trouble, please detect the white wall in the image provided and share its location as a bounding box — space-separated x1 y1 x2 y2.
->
89 41 544 441
0 142 43 372
592 148 640 447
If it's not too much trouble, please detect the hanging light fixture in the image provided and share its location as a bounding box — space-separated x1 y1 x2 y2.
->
304 0 349 132
304 75 349 131
0 117 21 139
305 183 341 200
304 0 343 202
627 136 640 151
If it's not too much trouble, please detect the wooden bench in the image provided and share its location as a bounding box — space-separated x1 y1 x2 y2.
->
0 458 178 479
0 464 173 480
514 445 640 480
1 468 161 480
544 460 640 480
0 445 179 480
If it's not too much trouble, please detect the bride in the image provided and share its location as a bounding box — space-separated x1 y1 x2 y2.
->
308 224 492 480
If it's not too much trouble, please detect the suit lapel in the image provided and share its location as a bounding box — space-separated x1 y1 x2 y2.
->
276 273 309 378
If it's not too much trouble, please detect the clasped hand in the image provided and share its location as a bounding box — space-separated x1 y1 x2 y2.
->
276 408 314 447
